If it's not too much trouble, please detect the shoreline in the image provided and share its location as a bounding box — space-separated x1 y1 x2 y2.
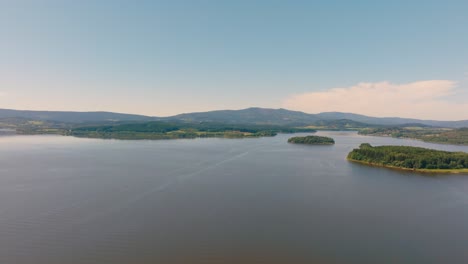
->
357 133 468 146
288 142 334 145
347 158 468 174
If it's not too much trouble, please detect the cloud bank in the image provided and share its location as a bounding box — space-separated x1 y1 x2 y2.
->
283 80 468 120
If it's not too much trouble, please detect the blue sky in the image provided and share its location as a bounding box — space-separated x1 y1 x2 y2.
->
1 0 467 119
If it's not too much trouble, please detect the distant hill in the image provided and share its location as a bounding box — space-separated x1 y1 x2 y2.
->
167 107 320 126
0 109 153 123
306 119 378 129
315 112 468 128
168 108 468 128
0 107 467 128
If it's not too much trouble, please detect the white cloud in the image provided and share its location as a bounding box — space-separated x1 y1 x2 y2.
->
283 80 468 120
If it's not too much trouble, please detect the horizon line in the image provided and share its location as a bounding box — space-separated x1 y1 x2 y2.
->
0 107 467 122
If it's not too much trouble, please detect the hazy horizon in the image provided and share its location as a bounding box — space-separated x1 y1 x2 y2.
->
1 1 467 119
2 105 468 122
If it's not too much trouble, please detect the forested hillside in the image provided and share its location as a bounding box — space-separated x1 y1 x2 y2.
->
359 127 468 145
70 122 316 140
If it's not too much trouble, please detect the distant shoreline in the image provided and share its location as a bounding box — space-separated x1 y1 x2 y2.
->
358 127 468 146
359 133 468 146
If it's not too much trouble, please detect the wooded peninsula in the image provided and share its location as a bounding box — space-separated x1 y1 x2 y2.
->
359 127 468 145
347 143 468 173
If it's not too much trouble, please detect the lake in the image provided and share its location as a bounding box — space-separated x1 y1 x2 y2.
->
0 131 467 264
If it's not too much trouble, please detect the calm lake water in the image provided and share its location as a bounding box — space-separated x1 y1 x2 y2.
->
0 131 467 264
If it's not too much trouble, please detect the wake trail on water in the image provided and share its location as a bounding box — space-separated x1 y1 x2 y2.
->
66 143 265 227
3 143 264 235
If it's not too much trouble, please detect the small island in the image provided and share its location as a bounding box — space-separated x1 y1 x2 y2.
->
347 143 468 173
288 135 335 145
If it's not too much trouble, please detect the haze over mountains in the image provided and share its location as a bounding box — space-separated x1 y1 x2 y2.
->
0 107 467 128
0 109 151 123
170 108 468 128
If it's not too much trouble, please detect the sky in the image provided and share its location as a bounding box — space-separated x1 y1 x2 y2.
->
1 0 468 120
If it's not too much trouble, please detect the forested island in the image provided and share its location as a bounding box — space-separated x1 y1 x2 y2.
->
288 135 335 145
68 122 316 140
359 127 468 145
347 143 468 173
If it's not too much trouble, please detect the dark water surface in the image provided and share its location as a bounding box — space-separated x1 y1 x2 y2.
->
0 131 467 264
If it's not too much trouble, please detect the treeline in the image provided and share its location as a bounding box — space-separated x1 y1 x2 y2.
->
69 121 316 140
423 128 468 145
0 117 71 135
347 143 468 170
359 127 468 145
288 135 335 145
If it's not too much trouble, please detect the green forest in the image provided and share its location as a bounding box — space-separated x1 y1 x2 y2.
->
347 143 468 171
288 135 335 145
69 122 316 140
359 127 468 145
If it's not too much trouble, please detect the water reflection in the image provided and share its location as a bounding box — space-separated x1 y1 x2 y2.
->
0 132 467 264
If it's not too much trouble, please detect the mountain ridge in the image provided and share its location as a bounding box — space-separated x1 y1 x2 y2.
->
0 107 467 128
0 108 153 123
